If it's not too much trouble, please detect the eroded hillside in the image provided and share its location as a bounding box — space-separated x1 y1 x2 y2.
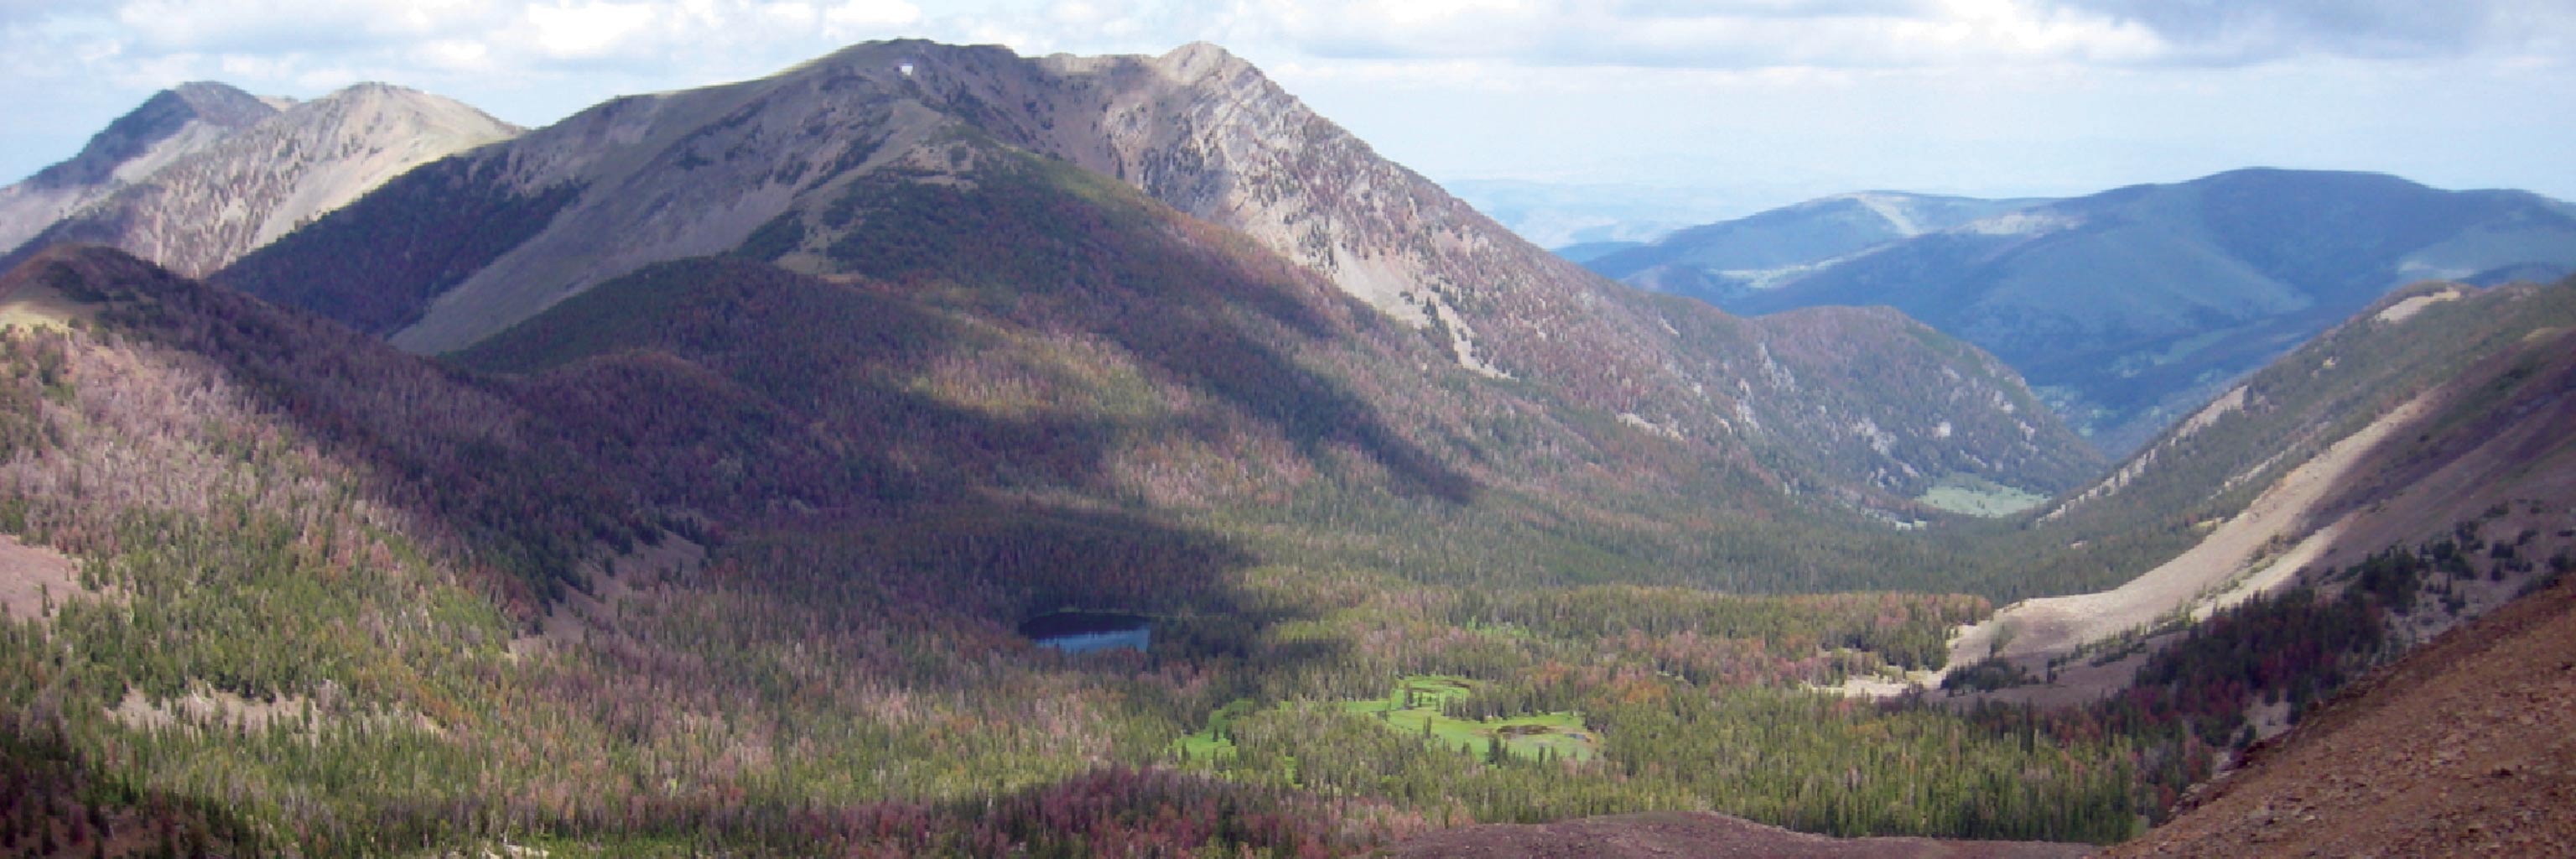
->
1933 277 2576 748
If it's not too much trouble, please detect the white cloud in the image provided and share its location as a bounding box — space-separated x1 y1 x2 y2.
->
824 0 921 32
1 0 2569 206
2053 0 2576 65
524 2 660 60
1193 0 2174 69
21 0 2557 112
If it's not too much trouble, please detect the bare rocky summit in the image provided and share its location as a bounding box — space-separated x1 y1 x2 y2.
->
0 81 284 254
2 82 517 277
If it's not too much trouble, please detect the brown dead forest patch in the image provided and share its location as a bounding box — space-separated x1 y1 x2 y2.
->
0 534 86 621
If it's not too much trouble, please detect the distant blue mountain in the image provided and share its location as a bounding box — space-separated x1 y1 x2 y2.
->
1589 169 2576 451
1581 192 2050 300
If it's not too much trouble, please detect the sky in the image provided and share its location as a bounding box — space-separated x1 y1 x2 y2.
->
5 0 2573 225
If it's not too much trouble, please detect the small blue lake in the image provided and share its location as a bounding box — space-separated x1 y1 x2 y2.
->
1018 611 1153 654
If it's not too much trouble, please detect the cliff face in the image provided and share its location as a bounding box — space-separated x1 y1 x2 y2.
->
3 83 518 278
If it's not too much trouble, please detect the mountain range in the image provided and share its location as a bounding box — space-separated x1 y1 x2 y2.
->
3 36 2572 858
216 39 2098 512
1582 191 2049 296
1584 169 2576 452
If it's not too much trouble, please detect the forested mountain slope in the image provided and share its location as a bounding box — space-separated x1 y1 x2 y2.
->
0 244 664 855
1 83 517 278
0 243 2161 855
219 39 2100 505
1704 169 2576 450
0 82 283 255
432 138 1971 596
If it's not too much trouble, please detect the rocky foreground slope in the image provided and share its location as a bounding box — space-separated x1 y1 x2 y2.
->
2106 575 2576 857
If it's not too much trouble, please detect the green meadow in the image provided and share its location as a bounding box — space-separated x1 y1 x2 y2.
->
1179 674 1599 765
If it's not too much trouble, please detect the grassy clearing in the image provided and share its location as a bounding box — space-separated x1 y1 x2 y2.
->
0 282 95 331
1916 474 2049 518
1179 675 1599 763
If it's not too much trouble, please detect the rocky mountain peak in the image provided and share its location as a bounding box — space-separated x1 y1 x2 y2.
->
168 81 291 120
2 80 518 277
1151 40 1257 81
0 81 287 253
48 82 282 188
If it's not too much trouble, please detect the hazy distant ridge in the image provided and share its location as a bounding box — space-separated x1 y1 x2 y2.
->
1587 169 2576 450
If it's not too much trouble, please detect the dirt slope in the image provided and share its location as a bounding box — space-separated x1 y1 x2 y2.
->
1932 282 2576 707
1383 811 2095 858
2106 577 2576 857
1944 392 2426 675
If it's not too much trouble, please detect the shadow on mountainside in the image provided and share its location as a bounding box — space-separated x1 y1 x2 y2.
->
9 245 1345 675
751 148 1480 505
